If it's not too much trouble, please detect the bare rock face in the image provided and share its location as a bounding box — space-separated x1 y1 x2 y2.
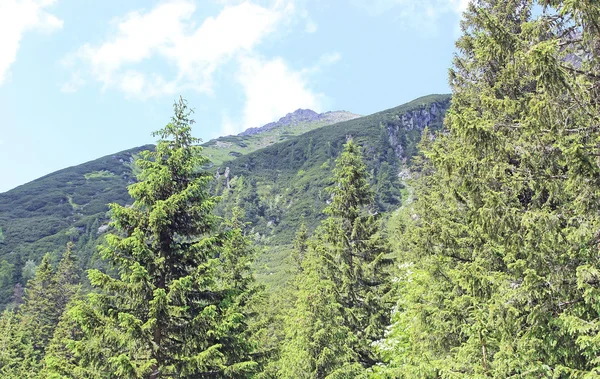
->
97 224 110 234
224 167 230 189
385 100 450 159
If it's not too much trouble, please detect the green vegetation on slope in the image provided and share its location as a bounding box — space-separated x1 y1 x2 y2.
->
215 94 450 288
201 110 360 168
0 145 151 304
0 94 449 308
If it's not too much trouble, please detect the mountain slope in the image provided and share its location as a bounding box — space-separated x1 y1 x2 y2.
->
201 109 360 167
211 94 450 286
0 145 152 269
0 94 450 304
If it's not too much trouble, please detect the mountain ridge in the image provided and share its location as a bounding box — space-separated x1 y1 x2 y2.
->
201 108 361 168
239 109 360 136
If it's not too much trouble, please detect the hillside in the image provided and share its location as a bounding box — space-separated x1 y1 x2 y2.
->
0 94 450 304
212 94 451 286
0 145 151 261
201 108 360 167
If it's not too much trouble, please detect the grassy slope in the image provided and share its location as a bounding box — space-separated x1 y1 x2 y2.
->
201 112 359 168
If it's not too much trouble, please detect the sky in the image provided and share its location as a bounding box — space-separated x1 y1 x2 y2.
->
0 0 468 193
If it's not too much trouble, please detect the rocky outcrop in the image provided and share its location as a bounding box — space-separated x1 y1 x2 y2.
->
385 98 451 159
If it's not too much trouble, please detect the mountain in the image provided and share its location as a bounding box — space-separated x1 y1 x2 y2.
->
0 94 450 305
201 109 360 168
212 94 450 286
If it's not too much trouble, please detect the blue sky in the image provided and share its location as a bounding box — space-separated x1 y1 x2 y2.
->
0 0 467 193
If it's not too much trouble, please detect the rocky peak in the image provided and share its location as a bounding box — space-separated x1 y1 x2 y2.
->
239 108 360 136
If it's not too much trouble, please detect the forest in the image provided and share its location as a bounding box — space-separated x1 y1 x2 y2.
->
1 0 600 377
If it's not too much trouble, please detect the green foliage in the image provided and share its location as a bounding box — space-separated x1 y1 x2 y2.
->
0 95 448 308
20 254 58 357
381 1 600 376
0 309 38 378
21 260 37 282
215 95 449 289
0 260 14 306
201 113 359 169
83 170 116 180
41 292 93 379
279 141 392 377
66 98 260 378
0 242 80 377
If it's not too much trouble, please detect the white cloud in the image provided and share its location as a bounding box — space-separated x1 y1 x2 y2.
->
64 0 293 98
60 70 84 93
220 53 336 135
0 0 63 85
313 52 340 69
298 8 317 34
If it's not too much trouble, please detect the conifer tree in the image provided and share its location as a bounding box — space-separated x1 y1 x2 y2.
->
53 242 80 312
384 0 600 376
41 293 100 379
40 244 85 379
291 223 308 273
0 244 82 377
280 140 391 378
69 98 259 378
19 254 58 358
0 309 37 378
320 139 392 368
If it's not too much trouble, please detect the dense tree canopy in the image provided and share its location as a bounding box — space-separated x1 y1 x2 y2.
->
279 140 392 378
382 0 600 377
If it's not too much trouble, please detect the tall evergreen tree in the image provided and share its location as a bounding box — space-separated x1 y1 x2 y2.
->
0 309 37 378
41 292 90 379
40 244 85 379
0 243 82 377
320 139 392 368
53 242 80 312
69 98 259 378
280 140 392 378
19 254 58 358
384 0 600 376
291 223 308 273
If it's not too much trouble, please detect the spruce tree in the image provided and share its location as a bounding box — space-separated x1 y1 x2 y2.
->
384 0 600 376
320 139 392 368
69 98 258 378
40 244 85 378
41 292 101 379
291 223 308 273
19 254 59 358
280 140 391 378
0 309 37 378
53 242 80 312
